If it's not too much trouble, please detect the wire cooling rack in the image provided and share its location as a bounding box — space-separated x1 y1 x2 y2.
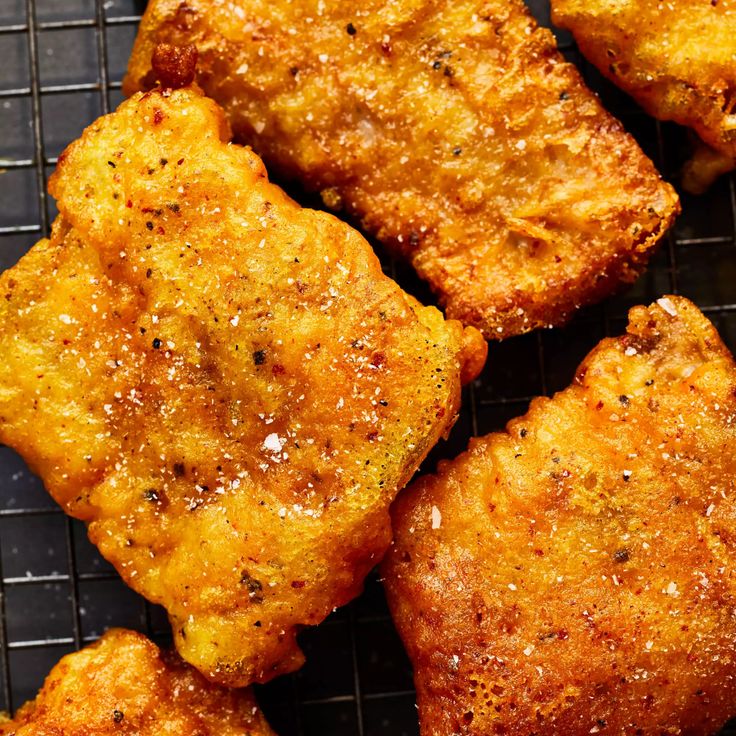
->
1 1 735 734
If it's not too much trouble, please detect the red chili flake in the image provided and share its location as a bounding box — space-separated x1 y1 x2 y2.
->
369 351 386 368
126 199 133 208
272 364 285 375
291 580 305 589
177 158 185 165
153 108 164 125
367 431 379 442
156 226 165 235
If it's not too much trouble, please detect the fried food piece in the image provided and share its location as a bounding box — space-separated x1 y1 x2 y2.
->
383 296 736 735
123 1 679 340
0 85 485 687
551 0 736 192
0 629 274 735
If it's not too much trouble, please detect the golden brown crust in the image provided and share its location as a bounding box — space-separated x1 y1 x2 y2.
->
552 0 736 188
383 296 736 735
0 630 274 735
124 0 679 340
0 85 484 687
151 43 198 89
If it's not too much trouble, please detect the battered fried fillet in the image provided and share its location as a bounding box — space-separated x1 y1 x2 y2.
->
383 296 736 735
123 1 679 340
0 629 273 735
551 0 736 193
0 85 485 687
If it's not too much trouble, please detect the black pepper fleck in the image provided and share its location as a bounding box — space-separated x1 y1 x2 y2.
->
253 350 266 365
145 221 154 231
240 572 264 602
152 337 162 349
346 22 356 35
113 710 124 723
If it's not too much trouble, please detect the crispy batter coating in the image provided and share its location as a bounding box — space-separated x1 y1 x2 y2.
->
123 0 679 340
0 85 485 687
0 629 273 735
551 0 736 192
383 296 736 735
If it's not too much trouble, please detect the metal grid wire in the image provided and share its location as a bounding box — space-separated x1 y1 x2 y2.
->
0 1 735 734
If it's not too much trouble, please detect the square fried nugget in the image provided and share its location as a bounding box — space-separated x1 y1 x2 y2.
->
0 629 274 735
383 296 736 735
123 0 679 340
0 84 485 687
551 0 736 193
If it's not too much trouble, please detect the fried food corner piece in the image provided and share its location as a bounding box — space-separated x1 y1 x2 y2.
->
551 0 736 191
124 0 679 340
0 629 274 735
682 140 736 196
0 85 485 687
383 296 736 735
